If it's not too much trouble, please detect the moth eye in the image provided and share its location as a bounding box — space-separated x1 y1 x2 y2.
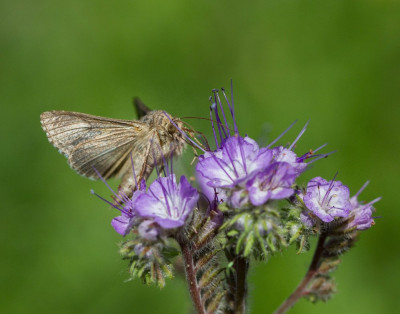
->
167 124 176 135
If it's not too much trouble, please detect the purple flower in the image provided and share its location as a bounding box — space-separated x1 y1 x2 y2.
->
91 168 146 236
246 162 298 206
196 136 273 189
108 184 145 236
197 171 227 204
134 174 199 229
196 85 260 191
196 85 331 210
196 136 274 209
303 176 352 223
300 210 316 228
196 86 269 208
138 220 159 240
111 211 134 236
347 181 381 230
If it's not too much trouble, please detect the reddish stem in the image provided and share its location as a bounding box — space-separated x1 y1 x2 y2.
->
275 233 327 314
179 240 206 314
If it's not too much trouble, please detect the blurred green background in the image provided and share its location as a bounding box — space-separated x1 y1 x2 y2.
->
1 0 399 313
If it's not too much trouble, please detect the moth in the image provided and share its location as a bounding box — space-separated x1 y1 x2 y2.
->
40 98 188 198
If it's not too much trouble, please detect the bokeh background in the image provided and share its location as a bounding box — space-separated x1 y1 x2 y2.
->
1 1 399 313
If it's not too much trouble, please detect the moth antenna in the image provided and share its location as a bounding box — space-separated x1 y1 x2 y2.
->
181 117 232 131
181 116 212 121
180 120 210 150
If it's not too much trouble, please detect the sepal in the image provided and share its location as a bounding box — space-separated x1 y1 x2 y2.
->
222 203 288 260
304 275 337 303
120 235 174 288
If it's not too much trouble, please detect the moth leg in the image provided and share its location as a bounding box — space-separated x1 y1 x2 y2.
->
116 139 155 203
136 141 154 185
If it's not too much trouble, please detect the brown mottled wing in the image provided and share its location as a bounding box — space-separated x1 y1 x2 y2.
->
40 111 148 179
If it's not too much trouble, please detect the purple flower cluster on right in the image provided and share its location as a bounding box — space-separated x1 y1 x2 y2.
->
301 177 381 230
194 86 380 232
195 90 330 210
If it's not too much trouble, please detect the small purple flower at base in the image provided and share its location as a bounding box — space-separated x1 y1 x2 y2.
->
138 220 159 241
246 162 298 206
134 174 199 229
303 177 352 223
347 181 381 230
91 173 146 236
111 215 132 236
111 182 146 236
300 210 316 228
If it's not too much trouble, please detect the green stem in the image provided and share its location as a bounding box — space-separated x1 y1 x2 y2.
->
274 233 327 314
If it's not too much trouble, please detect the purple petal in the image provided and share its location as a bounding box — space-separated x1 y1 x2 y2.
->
303 177 352 223
196 135 274 191
246 162 297 206
271 146 307 173
154 217 186 229
300 211 316 228
111 215 131 236
228 189 250 208
247 184 270 206
135 193 167 218
196 154 237 188
350 205 374 230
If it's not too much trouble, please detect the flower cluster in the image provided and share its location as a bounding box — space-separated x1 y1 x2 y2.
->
196 90 329 210
89 83 380 313
93 160 199 240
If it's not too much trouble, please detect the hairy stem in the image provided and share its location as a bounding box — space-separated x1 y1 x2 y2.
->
225 247 249 314
234 256 249 314
275 233 327 314
179 240 206 314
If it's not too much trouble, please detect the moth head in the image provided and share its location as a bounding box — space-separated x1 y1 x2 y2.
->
167 118 186 148
167 120 178 135
155 113 186 149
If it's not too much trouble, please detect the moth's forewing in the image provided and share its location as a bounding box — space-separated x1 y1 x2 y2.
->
40 111 148 179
